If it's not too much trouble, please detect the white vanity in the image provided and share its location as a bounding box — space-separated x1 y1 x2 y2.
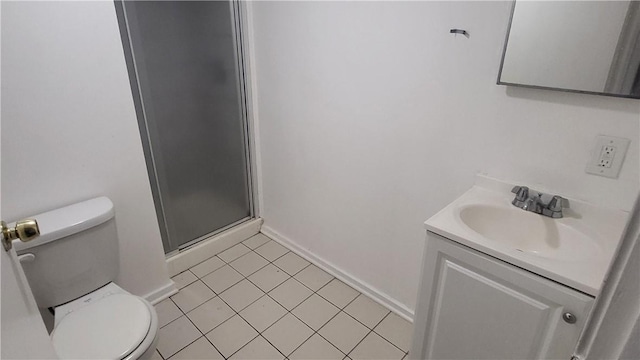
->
410 176 629 360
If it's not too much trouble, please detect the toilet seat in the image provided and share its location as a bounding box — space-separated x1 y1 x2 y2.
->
50 283 158 360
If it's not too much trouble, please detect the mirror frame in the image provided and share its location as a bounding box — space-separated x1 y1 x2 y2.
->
497 1 640 100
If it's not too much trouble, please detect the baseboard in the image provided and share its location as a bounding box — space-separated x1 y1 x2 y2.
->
166 218 263 277
260 226 415 322
144 280 178 305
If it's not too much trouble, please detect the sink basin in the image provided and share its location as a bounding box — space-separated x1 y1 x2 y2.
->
425 176 630 296
458 204 602 261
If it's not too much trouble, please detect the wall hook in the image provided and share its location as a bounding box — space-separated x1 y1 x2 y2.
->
450 29 469 38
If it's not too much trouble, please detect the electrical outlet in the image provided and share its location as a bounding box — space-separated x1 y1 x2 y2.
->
586 136 630 178
597 145 616 168
598 158 612 168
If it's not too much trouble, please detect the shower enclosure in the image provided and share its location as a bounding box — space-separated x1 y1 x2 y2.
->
115 1 253 254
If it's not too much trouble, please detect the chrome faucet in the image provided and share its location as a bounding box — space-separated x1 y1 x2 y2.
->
522 192 542 212
511 186 569 218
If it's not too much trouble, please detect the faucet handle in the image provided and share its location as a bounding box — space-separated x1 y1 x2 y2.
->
511 186 529 201
548 196 569 212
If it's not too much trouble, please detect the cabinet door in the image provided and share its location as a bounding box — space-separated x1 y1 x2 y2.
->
411 232 594 360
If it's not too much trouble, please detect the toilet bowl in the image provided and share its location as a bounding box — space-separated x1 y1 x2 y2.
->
13 197 160 359
50 283 159 360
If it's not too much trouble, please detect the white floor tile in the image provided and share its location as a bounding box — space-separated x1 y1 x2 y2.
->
173 233 409 360
206 315 258 358
171 270 197 290
155 298 183 328
344 294 390 329
242 233 271 249
239 295 287 332
170 337 223 360
273 252 310 275
289 334 345 360
171 280 215 313
294 264 334 291
156 316 201 359
318 312 369 354
190 256 225 278
150 349 163 360
219 279 264 311
262 313 314 356
201 265 243 294
373 313 413 352
317 279 359 309
229 336 284 360
186 297 235 334
248 264 290 292
254 240 288 261
230 251 269 277
349 332 404 360
218 243 251 263
292 294 340 330
268 278 313 310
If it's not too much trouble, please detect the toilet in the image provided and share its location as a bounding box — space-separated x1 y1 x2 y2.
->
13 197 159 360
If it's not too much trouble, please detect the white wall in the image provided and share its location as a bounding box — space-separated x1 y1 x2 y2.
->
502 1 630 92
251 1 640 316
1 1 173 300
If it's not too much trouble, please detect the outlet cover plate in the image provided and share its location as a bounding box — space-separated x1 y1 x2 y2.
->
586 135 631 179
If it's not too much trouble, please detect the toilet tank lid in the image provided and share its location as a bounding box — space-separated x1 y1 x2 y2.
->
13 197 115 252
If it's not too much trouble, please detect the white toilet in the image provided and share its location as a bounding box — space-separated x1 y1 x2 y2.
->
13 197 159 360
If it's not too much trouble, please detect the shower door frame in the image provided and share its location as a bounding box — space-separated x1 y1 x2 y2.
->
115 0 259 255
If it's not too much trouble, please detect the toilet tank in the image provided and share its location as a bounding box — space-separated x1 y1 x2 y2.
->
13 197 119 309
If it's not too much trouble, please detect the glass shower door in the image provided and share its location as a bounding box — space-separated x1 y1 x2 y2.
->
117 1 252 253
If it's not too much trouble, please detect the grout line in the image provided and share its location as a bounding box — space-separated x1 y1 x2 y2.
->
228 255 270 278
264 280 315 314
200 246 326 358
194 278 259 359
202 332 233 359
188 255 226 278
217 244 252 264
259 241 409 352
170 269 199 289
161 294 213 359
370 312 408 354
205 269 245 296
216 241 293 281
227 334 287 359
163 277 237 359
274 325 316 358
313 330 348 357
346 328 375 358
272 277 364 357
237 294 289 332
162 243 289 359
162 238 408 360
157 297 188 330
314 280 358 310
194 262 283 359
210 280 265 313
155 348 165 360
343 310 395 359
191 238 253 268
230 247 343 352
223 333 262 359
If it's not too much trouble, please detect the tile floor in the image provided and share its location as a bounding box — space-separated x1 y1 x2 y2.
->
153 234 413 360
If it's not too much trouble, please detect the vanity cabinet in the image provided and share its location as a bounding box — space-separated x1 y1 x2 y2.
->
410 232 594 360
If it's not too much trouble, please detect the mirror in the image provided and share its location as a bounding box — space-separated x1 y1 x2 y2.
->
498 1 640 99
